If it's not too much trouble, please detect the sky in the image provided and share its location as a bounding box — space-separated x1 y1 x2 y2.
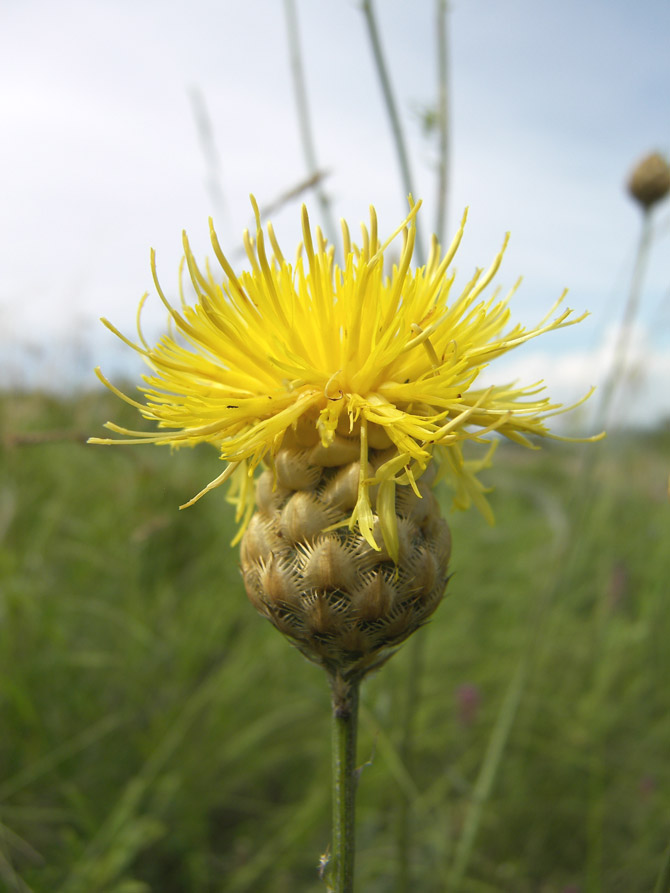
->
1 0 669 427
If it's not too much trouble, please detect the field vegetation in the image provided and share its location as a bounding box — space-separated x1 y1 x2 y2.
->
1 389 669 891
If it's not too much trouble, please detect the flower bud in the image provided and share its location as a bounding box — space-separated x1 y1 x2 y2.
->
627 152 670 210
240 430 451 682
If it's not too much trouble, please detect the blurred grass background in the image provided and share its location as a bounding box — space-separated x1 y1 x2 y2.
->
1 389 669 892
3 3 670 888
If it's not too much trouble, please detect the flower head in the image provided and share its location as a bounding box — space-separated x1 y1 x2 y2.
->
91 197 596 556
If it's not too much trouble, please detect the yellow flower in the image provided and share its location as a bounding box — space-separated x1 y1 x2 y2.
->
90 197 597 555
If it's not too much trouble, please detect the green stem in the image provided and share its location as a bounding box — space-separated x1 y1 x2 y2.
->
329 675 361 893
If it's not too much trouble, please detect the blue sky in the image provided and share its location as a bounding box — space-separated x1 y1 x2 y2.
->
1 0 669 425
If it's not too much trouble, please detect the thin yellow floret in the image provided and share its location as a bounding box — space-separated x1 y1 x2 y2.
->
90 197 601 552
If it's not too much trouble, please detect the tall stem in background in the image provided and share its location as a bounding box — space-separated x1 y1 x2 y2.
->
188 86 231 240
361 0 425 261
562 209 654 549
435 0 451 243
283 0 337 244
595 210 653 429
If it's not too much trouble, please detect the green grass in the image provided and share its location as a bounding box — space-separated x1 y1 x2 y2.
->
1 390 669 892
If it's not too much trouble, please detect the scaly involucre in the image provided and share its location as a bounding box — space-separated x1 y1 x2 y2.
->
91 197 592 557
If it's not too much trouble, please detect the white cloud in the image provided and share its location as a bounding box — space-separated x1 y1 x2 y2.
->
478 323 670 428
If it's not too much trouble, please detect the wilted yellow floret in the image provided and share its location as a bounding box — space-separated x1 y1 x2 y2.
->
90 197 597 551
